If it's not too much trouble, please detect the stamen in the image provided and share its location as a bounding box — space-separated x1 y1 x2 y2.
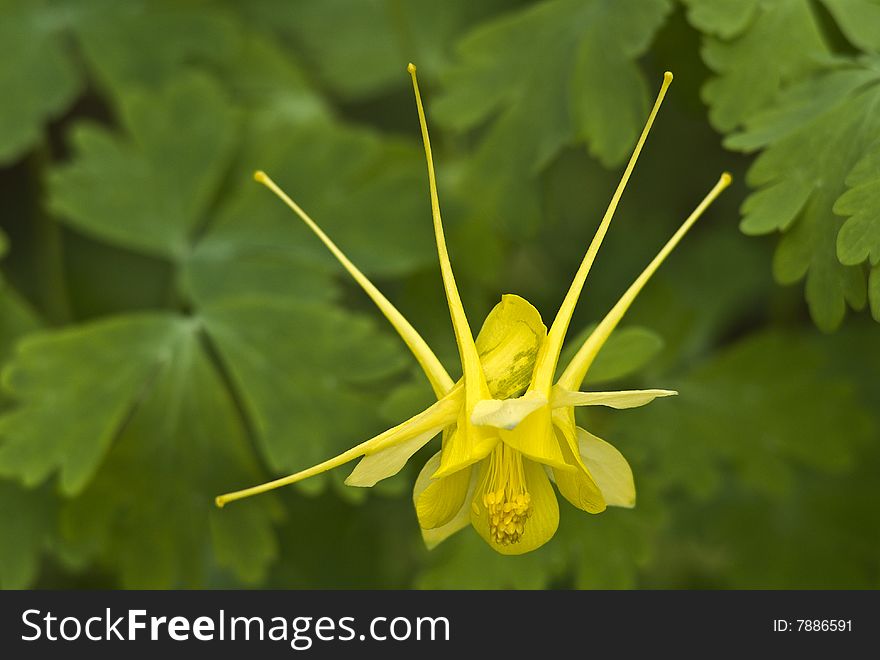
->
479 444 531 545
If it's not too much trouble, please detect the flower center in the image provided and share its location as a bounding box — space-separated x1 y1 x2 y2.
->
479 443 531 545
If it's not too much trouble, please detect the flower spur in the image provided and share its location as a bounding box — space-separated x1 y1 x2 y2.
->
216 64 731 554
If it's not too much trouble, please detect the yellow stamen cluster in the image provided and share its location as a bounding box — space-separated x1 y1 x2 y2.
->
478 443 531 545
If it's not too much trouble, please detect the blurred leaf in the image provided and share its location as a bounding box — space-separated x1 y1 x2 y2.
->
269 491 418 588
0 313 281 587
234 0 519 99
835 140 880 320
730 62 880 330
612 330 875 499
680 0 759 39
222 30 328 127
434 0 671 233
0 280 40 366
73 1 239 94
821 0 880 52
0 0 82 163
73 2 329 126
560 325 664 386
0 241 52 590
836 141 880 266
201 299 406 477
684 462 880 588
0 480 56 589
682 0 829 132
49 74 239 260
654 321 880 588
872 267 880 320
184 121 437 308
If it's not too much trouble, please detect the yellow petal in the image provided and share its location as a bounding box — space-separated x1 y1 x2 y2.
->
577 427 635 508
551 387 677 409
408 63 494 473
215 388 461 506
413 452 477 549
345 429 436 487
551 422 606 514
471 391 547 431
414 450 473 529
496 407 570 470
558 173 732 391
475 294 546 399
529 72 674 395
253 171 453 398
470 458 559 555
435 295 548 476
434 406 498 478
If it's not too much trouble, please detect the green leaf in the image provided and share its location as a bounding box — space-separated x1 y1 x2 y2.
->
433 0 670 233
871 265 880 320
183 121 437 307
0 280 40 366
682 0 829 132
680 0 759 39
820 0 880 52
676 461 880 588
0 0 82 163
73 3 328 126
73 2 241 96
730 63 880 330
49 74 239 260
560 325 664 385
0 250 52 590
269 491 418 588
611 330 875 499
0 480 56 589
835 140 880 267
0 315 185 493
201 299 406 478
234 0 517 99
221 30 328 128
0 313 281 587
44 17 529 523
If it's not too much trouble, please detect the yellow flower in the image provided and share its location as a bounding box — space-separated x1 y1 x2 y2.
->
216 64 731 555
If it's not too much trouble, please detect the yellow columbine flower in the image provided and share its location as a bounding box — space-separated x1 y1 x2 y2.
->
216 64 731 555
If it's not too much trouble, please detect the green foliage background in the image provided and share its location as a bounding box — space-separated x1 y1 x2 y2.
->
1 0 879 589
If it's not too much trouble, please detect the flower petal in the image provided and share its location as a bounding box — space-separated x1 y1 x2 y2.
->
413 450 473 529
471 391 547 431
475 294 546 399
216 389 461 506
577 427 635 508
551 423 606 514
409 64 496 478
254 171 453 398
345 429 436 487
529 72 673 395
470 458 559 555
414 452 477 549
435 295 548 476
557 173 732 391
496 407 570 471
434 406 498 478
551 387 677 409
